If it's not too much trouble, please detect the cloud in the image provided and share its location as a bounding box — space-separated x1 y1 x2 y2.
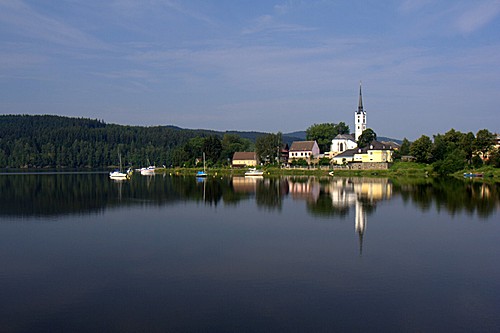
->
455 0 500 34
0 0 106 49
398 0 434 14
242 14 316 35
110 0 216 25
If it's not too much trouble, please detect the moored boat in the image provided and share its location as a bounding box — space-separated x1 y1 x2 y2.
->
463 172 483 178
140 166 156 175
244 168 264 176
110 168 132 180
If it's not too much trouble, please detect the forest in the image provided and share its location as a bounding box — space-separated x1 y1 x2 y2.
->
1 115 498 173
0 115 278 168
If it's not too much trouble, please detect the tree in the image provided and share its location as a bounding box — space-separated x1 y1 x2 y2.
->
306 122 350 153
410 135 433 163
399 138 411 156
460 132 475 164
357 128 377 148
487 148 500 167
255 133 282 165
202 135 223 164
474 129 495 158
306 123 337 153
220 134 252 163
433 149 465 175
335 122 350 135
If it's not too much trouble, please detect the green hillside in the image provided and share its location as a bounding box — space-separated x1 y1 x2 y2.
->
0 114 301 168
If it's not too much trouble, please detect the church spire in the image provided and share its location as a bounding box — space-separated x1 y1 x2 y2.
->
354 81 367 142
357 81 363 113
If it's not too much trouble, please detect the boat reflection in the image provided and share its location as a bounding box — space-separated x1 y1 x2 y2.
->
0 173 498 221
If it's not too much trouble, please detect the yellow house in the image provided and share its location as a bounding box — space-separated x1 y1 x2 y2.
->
354 142 394 163
232 152 257 168
332 141 394 165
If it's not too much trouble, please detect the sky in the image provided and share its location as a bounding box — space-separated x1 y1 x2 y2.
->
1 0 500 140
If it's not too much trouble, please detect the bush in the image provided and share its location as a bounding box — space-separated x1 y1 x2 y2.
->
433 152 465 175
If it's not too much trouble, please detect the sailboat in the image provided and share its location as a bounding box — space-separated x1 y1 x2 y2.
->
196 152 207 177
140 159 156 175
109 151 132 180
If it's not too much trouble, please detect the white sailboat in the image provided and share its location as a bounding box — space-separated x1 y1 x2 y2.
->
196 152 207 177
109 151 132 180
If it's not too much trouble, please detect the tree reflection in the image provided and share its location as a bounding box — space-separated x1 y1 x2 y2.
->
0 172 498 219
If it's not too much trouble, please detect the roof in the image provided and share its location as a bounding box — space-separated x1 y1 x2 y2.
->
333 133 355 141
334 148 358 158
358 140 395 153
289 141 317 151
334 141 394 158
232 152 257 160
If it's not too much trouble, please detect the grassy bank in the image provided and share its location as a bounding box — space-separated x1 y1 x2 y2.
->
154 162 500 182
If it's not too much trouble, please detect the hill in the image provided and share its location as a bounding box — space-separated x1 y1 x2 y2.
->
0 114 401 168
0 115 304 168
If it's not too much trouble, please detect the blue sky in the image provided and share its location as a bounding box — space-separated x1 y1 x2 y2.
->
1 0 499 140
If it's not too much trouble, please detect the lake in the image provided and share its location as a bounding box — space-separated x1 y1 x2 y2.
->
0 172 499 332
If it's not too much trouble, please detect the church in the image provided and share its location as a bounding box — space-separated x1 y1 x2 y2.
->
328 83 395 166
329 82 366 155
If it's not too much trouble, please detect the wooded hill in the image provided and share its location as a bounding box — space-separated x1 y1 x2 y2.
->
0 115 302 168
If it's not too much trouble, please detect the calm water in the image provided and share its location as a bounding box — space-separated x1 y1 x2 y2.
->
0 172 499 332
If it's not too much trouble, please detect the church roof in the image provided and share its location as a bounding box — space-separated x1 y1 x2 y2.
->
334 133 355 141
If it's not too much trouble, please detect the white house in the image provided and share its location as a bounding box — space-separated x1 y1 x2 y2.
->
288 141 320 161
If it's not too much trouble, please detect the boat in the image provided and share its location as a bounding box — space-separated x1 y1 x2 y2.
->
328 171 335 176
109 168 132 180
197 153 207 177
463 172 483 178
109 151 132 180
244 168 264 176
140 166 156 175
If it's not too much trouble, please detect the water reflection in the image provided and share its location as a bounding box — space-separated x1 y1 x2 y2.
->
0 173 498 220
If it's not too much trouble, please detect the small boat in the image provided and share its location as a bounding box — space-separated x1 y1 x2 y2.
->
109 168 132 180
140 166 156 175
245 168 264 176
196 170 207 177
197 152 208 177
328 171 334 176
463 172 483 178
110 150 132 180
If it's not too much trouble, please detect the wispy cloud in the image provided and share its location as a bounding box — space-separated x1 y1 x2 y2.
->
0 0 106 49
110 0 216 25
242 14 316 35
455 0 500 34
398 0 435 14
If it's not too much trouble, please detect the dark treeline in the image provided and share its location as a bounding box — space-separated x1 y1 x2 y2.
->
400 128 499 174
0 115 266 168
2 174 498 219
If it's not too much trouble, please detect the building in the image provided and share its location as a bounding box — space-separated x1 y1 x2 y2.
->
288 141 320 162
354 82 367 142
328 82 367 157
331 140 394 165
330 133 358 155
232 152 257 168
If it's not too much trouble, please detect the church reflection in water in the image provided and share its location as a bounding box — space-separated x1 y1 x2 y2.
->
284 177 392 255
329 178 391 254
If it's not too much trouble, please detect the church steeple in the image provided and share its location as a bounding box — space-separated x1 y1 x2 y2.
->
354 81 367 142
358 81 363 113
